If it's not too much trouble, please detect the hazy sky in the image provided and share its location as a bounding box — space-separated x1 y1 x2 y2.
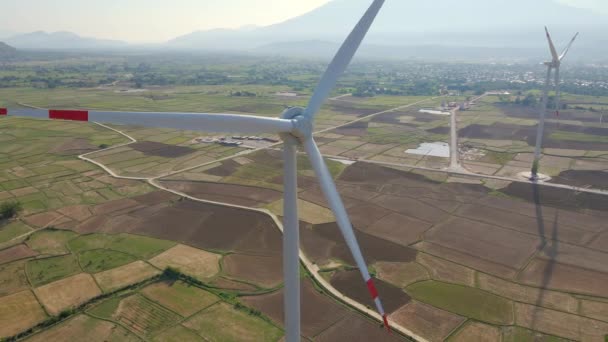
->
0 0 606 42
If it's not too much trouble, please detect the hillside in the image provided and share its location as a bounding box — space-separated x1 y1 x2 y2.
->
0 42 17 57
169 0 607 59
6 31 127 50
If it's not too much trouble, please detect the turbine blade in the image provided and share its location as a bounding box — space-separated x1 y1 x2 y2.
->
559 32 579 61
304 0 385 120
303 137 391 332
0 108 294 134
545 26 559 63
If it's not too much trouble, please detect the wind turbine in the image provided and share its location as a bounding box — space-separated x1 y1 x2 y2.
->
0 1 390 341
531 27 578 180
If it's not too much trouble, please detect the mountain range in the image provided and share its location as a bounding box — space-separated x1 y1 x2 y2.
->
3 0 608 60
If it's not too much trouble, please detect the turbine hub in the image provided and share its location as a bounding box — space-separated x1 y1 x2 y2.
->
281 107 312 142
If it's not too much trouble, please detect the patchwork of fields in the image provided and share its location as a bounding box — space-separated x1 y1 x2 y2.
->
1 88 607 341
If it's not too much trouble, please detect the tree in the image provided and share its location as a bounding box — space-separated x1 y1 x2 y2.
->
1 201 22 219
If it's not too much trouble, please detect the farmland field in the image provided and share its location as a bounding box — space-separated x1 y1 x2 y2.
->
0 77 607 341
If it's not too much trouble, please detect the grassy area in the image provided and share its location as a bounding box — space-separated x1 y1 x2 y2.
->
26 229 77 255
26 254 81 287
550 131 608 144
183 302 283 342
407 280 514 325
87 296 122 319
502 326 569 342
105 233 176 259
0 221 32 244
141 280 219 317
151 325 205 342
78 249 137 273
67 233 112 253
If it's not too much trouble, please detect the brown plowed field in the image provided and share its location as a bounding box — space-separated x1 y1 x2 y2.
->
0 244 38 265
301 222 417 266
333 121 369 136
130 199 282 256
456 204 595 246
514 302 608 341
365 213 432 246
34 273 101 315
450 321 501 342
222 254 282 288
425 216 539 271
315 313 407 342
242 279 350 338
329 270 411 314
204 159 240 177
550 170 608 190
500 182 608 212
51 138 98 155
160 180 282 207
129 141 195 158
130 190 180 205
390 301 466 342
518 258 608 298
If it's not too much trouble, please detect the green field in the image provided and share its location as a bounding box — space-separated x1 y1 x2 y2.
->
78 249 137 273
26 254 81 287
407 280 514 325
26 229 77 255
105 233 175 259
183 302 283 342
67 233 113 253
0 221 32 244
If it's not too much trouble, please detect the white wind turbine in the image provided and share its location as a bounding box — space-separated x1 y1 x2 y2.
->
0 1 391 341
531 27 578 180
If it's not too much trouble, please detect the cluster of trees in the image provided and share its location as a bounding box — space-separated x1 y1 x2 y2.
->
0 201 22 219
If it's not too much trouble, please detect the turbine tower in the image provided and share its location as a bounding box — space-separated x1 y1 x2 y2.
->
531 27 578 180
0 1 390 341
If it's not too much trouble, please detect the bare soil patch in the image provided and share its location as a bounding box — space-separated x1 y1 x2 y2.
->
424 216 539 274
23 211 64 228
203 159 240 177
130 190 180 205
301 222 417 266
518 258 608 298
57 205 92 222
130 141 195 158
94 261 161 292
330 270 411 314
92 198 141 216
514 302 608 341
222 254 282 288
550 170 608 190
160 180 282 207
316 313 406 342
333 121 369 136
51 138 98 155
208 277 258 292
241 279 350 338
365 213 432 246
450 321 501 342
0 244 38 265
375 261 429 288
477 272 578 314
34 273 101 315
390 301 466 342
0 290 47 338
149 244 221 280
132 199 282 256
415 252 476 287
500 182 608 212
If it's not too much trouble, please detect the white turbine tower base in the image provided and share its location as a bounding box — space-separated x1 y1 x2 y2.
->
0 1 390 341
531 27 578 180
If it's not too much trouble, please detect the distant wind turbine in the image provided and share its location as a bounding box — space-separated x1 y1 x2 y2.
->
531 27 578 180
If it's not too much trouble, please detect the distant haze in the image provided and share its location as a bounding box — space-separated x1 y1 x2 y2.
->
2 0 607 62
0 0 607 42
